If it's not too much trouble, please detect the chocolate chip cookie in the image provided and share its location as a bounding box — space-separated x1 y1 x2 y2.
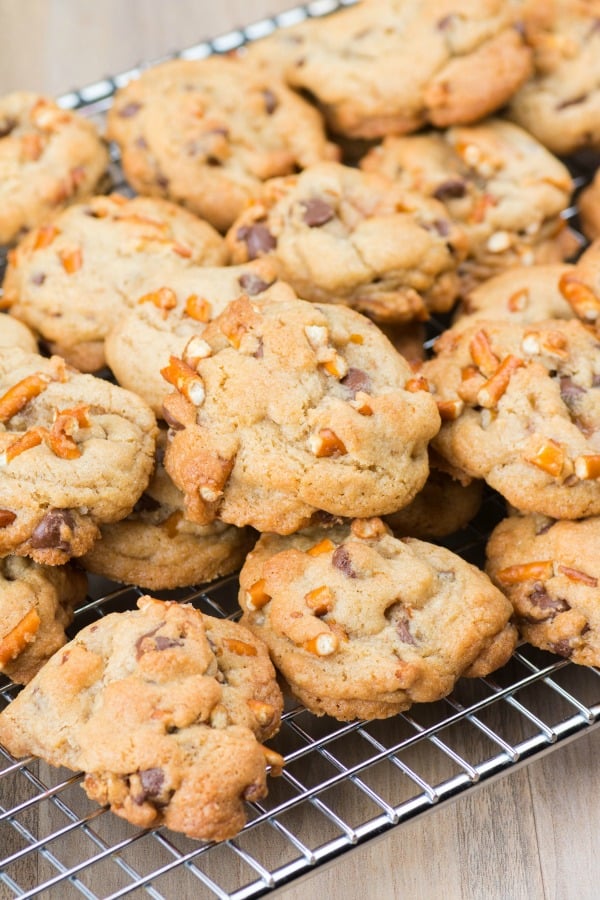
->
360 119 574 291
245 0 532 139
0 313 37 352
0 92 109 245
226 162 467 323
487 512 600 666
0 596 283 842
81 431 255 590
422 318 600 519
0 555 87 684
3 193 227 372
508 0 600 155
162 293 441 533
239 518 516 720
104 259 292 416
106 56 339 233
0 348 157 565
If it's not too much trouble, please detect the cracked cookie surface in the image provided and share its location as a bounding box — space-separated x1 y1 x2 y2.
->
239 518 516 720
162 293 441 533
0 596 283 842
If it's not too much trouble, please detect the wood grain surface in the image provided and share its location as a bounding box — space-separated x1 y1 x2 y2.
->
1 3 600 898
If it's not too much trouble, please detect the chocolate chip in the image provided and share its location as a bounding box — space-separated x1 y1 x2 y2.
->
395 616 417 645
238 272 273 295
556 94 588 111
332 545 357 577
133 493 162 514
31 272 46 286
311 510 345 526
301 198 335 227
236 224 276 259
433 219 450 237
341 367 372 397
437 14 455 29
118 102 142 118
560 376 586 407
0 118 17 138
0 509 16 528
529 585 570 618
139 767 165 798
30 509 74 551
154 635 183 651
262 89 278 114
433 179 467 201
550 638 572 658
156 173 169 189
161 406 185 430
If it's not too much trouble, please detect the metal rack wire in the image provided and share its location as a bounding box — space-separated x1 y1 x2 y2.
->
1 1 600 896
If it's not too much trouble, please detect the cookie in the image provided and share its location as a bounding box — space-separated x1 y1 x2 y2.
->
0 348 157 565
106 56 339 233
162 293 440 534
0 92 109 245
556 239 600 326
0 556 87 684
0 596 284 842
104 259 293 416
3 194 227 372
226 162 467 323
245 0 531 139
0 313 37 352
487 513 600 666
238 517 516 721
81 431 255 590
360 119 575 291
452 263 576 332
508 1 600 155
384 457 484 540
422 318 600 519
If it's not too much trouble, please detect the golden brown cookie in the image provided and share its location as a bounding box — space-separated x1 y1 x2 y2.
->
0 596 284 842
239 518 516 720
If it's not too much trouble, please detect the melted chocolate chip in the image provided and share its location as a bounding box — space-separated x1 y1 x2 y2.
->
341 367 372 397
154 635 184 651
560 376 585 407
332 545 357 578
262 89 278 114
238 272 273 295
139 768 165 798
395 616 417 645
433 179 467 201
118 101 143 118
301 198 335 227
311 510 345 526
236 224 277 259
31 272 46 286
161 406 185 430
550 638 572 658
0 509 16 528
0 117 17 138
529 585 570 618
30 509 74 551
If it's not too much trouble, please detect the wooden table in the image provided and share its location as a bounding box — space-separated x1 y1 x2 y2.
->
1 3 600 898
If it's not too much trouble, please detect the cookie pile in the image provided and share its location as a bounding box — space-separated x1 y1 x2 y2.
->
1 0 600 843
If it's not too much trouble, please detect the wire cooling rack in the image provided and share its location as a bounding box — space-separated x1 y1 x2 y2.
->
2 1 600 896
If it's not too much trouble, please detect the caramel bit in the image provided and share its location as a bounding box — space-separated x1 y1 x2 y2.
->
349 333 364 345
163 511 182 539
0 608 41 667
222 637 258 657
138 286 177 318
405 376 430 393
559 272 600 322
525 439 566 478
476 354 524 408
0 373 52 423
303 631 339 656
246 699 276 726
437 398 464 421
310 428 347 458
33 224 59 250
469 329 500 377
0 510 16 528
246 578 272 612
496 561 554 584
20 132 43 161
557 565 598 587
307 538 335 557
160 356 206 406
305 585 335 616
574 455 600 480
507 288 529 313
185 294 212 323
59 247 83 274
351 517 387 540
